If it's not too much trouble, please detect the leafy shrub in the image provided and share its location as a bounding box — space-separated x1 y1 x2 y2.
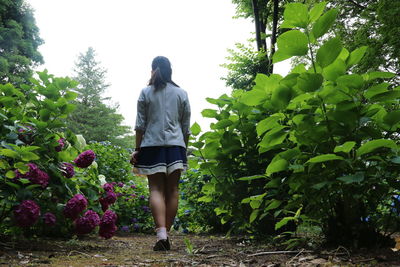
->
192 2 400 247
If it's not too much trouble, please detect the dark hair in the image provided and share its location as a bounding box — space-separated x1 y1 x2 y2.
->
148 56 179 90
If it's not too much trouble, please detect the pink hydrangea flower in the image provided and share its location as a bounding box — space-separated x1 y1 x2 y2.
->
14 200 41 227
55 138 65 152
73 150 95 168
43 212 56 226
60 162 75 178
63 194 88 220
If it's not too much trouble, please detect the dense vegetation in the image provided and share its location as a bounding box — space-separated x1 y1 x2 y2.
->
0 0 399 250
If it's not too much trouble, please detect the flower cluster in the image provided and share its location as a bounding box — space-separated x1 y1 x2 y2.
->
99 182 118 211
75 210 100 235
74 150 96 168
55 138 65 152
15 163 50 188
43 212 56 226
99 210 118 239
14 200 41 227
60 162 75 178
63 194 88 220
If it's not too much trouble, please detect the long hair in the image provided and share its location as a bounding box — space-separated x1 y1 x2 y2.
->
148 56 179 90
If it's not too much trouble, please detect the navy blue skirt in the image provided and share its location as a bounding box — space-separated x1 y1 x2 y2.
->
133 146 187 175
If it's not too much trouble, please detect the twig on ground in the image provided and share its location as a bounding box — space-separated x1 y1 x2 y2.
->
351 258 375 264
67 250 92 258
286 249 306 264
247 250 313 257
333 245 351 259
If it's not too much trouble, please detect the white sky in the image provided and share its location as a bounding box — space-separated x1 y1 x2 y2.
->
28 0 290 132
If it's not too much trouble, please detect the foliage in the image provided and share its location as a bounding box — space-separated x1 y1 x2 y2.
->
221 43 269 91
328 0 400 85
193 2 400 247
173 169 224 234
0 72 122 239
0 0 43 85
65 47 131 147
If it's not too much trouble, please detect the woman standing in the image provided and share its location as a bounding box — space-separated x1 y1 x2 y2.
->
130 56 191 251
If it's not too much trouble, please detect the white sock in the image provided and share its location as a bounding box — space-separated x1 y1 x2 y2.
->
156 227 167 241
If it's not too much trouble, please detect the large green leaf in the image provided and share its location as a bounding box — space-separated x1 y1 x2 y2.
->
256 115 282 137
371 90 400 102
0 149 19 159
337 172 364 184
322 59 346 81
283 3 309 28
265 199 282 212
266 159 288 176
363 71 396 81
306 154 344 164
309 2 326 22
240 88 267 106
201 109 218 118
316 38 342 68
296 73 323 92
347 46 368 67
259 129 289 148
20 151 40 161
312 9 338 39
383 111 400 128
364 83 389 99
212 119 233 129
271 86 293 110
356 139 398 157
273 30 308 63
190 122 201 136
337 74 364 90
334 141 356 153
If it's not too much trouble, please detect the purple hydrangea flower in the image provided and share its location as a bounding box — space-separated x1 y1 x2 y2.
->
102 183 114 192
142 205 150 213
99 210 118 239
14 200 41 227
131 218 138 223
16 163 50 188
55 138 65 152
139 195 145 200
99 191 117 212
73 150 95 168
74 210 100 235
99 223 117 239
60 162 75 178
63 194 88 220
117 182 124 187
43 212 56 226
121 225 130 232
133 223 140 231
130 185 136 189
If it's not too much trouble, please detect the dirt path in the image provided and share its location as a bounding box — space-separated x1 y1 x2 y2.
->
1 234 399 266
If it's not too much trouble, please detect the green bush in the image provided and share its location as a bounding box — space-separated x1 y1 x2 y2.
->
192 2 400 247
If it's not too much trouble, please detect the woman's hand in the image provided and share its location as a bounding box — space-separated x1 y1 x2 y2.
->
130 151 139 165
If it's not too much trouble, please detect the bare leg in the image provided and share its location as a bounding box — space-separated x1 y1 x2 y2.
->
165 169 181 231
148 172 167 229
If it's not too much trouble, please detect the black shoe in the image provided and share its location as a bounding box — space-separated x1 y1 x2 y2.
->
153 239 169 251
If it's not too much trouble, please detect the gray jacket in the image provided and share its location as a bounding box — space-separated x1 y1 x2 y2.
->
135 83 191 148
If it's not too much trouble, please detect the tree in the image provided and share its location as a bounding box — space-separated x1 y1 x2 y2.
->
329 0 400 84
66 47 132 147
0 0 44 85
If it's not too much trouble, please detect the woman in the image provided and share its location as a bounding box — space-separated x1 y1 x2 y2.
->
130 56 191 251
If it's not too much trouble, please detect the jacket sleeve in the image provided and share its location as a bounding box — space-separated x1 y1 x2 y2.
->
181 91 191 135
134 89 147 132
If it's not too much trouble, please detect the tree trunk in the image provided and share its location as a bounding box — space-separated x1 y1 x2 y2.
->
251 0 264 52
269 0 279 73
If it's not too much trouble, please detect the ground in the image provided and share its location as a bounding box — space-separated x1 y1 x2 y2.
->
0 233 399 266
